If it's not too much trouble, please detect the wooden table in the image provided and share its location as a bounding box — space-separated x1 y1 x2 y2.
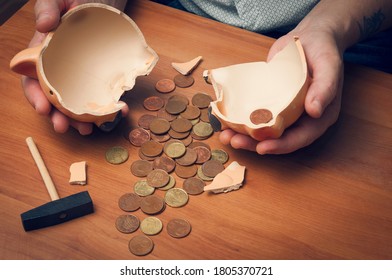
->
1 0 391 260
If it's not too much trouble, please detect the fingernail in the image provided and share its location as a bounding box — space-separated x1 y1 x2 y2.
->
312 99 323 117
36 13 51 24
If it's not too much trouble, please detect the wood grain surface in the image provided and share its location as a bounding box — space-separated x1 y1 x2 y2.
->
0 0 391 260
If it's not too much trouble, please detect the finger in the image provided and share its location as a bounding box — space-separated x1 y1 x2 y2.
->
69 120 94 135
230 134 257 152
266 36 292 62
22 76 52 116
305 53 343 118
119 101 129 117
219 129 237 145
34 0 63 33
50 109 70 133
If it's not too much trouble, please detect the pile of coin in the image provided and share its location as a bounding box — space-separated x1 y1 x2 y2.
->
109 73 231 256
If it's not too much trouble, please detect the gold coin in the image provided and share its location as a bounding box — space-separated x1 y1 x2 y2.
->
133 180 155 196
163 140 186 158
105 146 129 164
164 188 189 207
118 193 141 212
191 92 213 108
159 175 176 191
115 214 140 233
211 149 229 164
192 121 213 138
146 169 170 188
250 108 273 124
128 235 154 256
197 165 214 181
167 218 192 238
140 217 163 235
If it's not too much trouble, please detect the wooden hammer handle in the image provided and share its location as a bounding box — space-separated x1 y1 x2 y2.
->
26 137 60 201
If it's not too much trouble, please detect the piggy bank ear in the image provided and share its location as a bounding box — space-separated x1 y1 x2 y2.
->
10 45 41 79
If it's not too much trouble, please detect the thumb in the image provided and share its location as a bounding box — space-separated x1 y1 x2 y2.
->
267 35 293 62
34 0 63 33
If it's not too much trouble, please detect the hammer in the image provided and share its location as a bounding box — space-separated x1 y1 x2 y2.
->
21 137 94 231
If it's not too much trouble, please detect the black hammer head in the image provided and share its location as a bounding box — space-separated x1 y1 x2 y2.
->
21 191 94 231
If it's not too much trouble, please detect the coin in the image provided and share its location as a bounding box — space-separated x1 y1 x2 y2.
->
165 99 187 115
146 169 170 188
192 92 212 108
129 127 150 147
190 118 200 126
134 180 155 196
175 148 197 166
155 78 176 93
164 188 189 207
163 140 186 159
105 146 129 164
197 165 214 181
250 109 273 124
188 141 211 150
138 114 157 129
168 94 189 105
150 132 171 143
130 159 153 177
157 108 176 122
171 118 193 133
192 145 211 164
175 164 197 179
167 218 192 238
140 195 165 214
149 118 171 135
128 235 154 256
199 108 209 122
181 135 193 147
183 177 205 195
211 149 229 164
159 175 176 191
115 214 140 233
140 217 163 235
118 193 141 212
152 156 176 173
143 96 165 111
168 129 190 140
140 140 163 157
202 159 225 178
180 105 201 120
138 149 157 161
174 74 194 88
192 121 213 138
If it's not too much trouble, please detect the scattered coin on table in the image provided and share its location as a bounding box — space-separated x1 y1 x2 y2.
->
211 149 229 164
149 118 171 135
158 175 176 191
133 180 155 196
129 235 154 256
140 195 165 215
174 74 194 88
143 96 165 111
140 140 163 157
146 169 170 188
140 217 163 235
175 164 198 179
115 214 140 233
129 127 151 147
167 218 192 238
118 193 141 212
182 177 205 195
130 159 153 177
164 188 189 207
155 78 176 93
191 92 213 108
152 156 176 173
138 114 157 130
105 146 129 164
202 159 225 178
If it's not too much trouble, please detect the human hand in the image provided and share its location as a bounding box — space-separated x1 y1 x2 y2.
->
219 27 343 154
22 0 128 134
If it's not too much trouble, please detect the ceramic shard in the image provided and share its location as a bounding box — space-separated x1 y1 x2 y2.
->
172 56 202 75
204 161 246 193
69 161 87 185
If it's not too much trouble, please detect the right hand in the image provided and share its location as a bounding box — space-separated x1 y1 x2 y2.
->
22 0 128 135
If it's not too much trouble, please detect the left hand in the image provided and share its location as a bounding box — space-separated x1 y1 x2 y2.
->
219 27 344 154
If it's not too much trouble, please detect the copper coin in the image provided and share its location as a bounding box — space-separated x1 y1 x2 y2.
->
167 218 192 238
146 169 170 188
140 195 165 215
129 127 150 147
197 165 214 181
181 134 193 146
155 78 176 93
188 141 211 150
171 118 193 133
138 114 157 129
174 74 194 88
202 159 225 178
143 96 165 111
180 105 201 120
192 145 211 164
157 108 176 122
138 149 157 161
153 156 176 173
128 235 154 256
159 175 176 191
168 129 190 139
169 94 189 105
118 193 141 212
115 214 140 233
192 92 213 108
199 108 209 122
140 140 163 157
149 118 171 135
183 177 205 195
175 148 197 166
151 132 171 143
131 159 153 177
250 109 273 124
165 99 187 115
163 140 186 159
175 164 198 179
